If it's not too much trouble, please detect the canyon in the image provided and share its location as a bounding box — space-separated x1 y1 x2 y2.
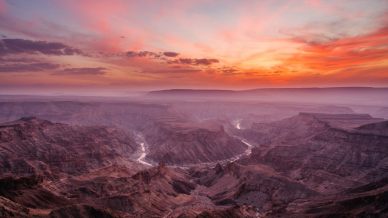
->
0 89 387 217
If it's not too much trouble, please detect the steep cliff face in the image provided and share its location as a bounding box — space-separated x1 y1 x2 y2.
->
190 163 317 210
143 119 247 165
240 113 331 147
240 113 383 146
0 175 69 210
57 164 198 217
0 164 202 218
277 177 388 217
240 113 388 193
357 120 388 136
0 117 138 177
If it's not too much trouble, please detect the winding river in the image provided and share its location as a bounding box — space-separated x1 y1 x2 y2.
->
235 119 242 130
135 135 153 166
135 119 252 167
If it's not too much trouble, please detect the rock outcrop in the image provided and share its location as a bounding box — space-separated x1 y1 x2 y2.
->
0 117 138 177
143 119 247 165
240 113 388 193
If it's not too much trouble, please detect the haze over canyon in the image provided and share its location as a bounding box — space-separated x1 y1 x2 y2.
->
1 0 388 217
0 88 388 217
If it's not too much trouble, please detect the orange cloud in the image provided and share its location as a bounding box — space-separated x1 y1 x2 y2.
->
1 1 387 92
285 26 388 74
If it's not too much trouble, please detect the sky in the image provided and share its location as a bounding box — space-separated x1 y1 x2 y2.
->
0 0 387 95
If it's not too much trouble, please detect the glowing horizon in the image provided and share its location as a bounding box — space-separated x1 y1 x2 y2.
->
0 0 387 94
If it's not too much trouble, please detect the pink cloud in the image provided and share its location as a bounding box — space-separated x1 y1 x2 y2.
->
0 0 6 14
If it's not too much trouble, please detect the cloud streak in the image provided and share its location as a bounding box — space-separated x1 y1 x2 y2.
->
170 58 219 66
0 38 82 56
163 51 179 57
0 62 59 72
125 50 219 67
126 51 160 58
53 67 107 76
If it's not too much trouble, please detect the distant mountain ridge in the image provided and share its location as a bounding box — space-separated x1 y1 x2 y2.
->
148 87 388 95
147 87 388 106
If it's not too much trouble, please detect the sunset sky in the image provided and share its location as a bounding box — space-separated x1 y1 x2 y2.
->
0 0 387 95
